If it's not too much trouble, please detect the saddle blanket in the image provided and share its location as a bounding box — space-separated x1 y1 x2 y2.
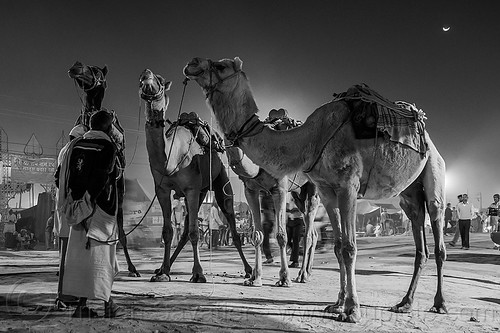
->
332 83 428 154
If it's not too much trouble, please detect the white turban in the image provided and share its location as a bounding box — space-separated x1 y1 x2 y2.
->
69 124 87 138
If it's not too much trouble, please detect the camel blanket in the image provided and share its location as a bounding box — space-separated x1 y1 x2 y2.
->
332 83 428 155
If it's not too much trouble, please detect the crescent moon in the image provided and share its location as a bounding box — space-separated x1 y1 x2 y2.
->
443 26 450 32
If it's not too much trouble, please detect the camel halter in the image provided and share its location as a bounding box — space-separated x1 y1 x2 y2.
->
224 114 264 148
69 65 107 92
203 60 244 99
139 73 165 102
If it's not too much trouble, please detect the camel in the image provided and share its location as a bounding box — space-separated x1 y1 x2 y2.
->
138 69 252 282
184 57 447 322
67 61 140 277
226 114 320 286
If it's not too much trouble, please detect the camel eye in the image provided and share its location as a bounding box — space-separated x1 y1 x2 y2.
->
214 64 226 71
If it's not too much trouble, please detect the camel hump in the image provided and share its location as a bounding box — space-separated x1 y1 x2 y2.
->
173 112 225 153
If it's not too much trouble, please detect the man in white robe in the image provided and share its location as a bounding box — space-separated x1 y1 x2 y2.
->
61 111 124 318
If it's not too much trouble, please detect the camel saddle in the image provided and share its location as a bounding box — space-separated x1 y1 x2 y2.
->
332 83 428 155
170 112 225 153
264 108 303 130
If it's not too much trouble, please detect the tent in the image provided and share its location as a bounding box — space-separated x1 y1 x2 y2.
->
122 178 158 247
374 202 405 234
357 201 380 215
356 201 381 232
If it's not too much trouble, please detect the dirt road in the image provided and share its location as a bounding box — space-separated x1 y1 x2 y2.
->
1 233 499 332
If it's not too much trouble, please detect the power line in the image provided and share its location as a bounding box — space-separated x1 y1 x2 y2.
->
0 107 146 135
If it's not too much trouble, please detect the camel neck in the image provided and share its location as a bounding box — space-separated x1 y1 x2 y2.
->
207 83 311 178
145 119 167 170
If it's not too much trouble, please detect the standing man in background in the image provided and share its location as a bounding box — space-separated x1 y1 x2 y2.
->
444 203 453 236
487 194 500 233
209 201 223 250
448 194 463 247
45 211 55 250
456 193 479 250
261 193 275 264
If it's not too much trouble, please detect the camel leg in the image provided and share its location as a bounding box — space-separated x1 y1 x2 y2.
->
320 189 346 314
185 191 205 283
391 179 428 312
150 183 173 282
170 190 208 264
333 186 361 323
273 178 292 287
292 183 319 283
116 177 140 277
243 187 263 286
117 206 140 277
169 212 191 263
213 171 252 278
423 149 447 314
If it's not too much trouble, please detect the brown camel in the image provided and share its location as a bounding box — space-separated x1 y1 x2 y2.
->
138 69 252 282
67 61 140 277
226 116 320 286
184 57 447 322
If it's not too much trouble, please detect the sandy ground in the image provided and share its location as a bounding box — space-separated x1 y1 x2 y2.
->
0 233 499 333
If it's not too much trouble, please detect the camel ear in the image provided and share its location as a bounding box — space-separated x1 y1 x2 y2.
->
234 57 243 71
102 65 108 77
165 81 172 91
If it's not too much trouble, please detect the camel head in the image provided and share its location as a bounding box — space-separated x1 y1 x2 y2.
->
183 57 244 96
68 61 108 111
139 69 172 126
68 61 108 91
184 57 259 138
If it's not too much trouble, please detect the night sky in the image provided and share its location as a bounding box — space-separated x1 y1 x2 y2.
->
1 1 499 208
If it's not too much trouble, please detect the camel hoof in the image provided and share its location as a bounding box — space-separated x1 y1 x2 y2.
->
294 271 311 283
128 271 141 277
335 310 360 323
190 274 207 283
429 304 448 314
243 278 262 287
324 303 344 314
243 268 252 279
150 274 171 282
274 279 292 287
390 303 412 313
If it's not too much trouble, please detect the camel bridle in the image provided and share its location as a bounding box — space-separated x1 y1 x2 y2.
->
140 75 169 127
139 73 165 102
69 65 107 92
189 60 263 147
202 60 244 99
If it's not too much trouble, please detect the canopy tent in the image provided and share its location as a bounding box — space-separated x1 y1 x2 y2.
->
122 178 158 247
355 201 381 232
374 203 401 214
356 200 380 215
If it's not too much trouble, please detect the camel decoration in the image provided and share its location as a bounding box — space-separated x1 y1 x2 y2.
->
184 57 447 323
138 69 252 283
67 61 140 277
226 109 320 286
